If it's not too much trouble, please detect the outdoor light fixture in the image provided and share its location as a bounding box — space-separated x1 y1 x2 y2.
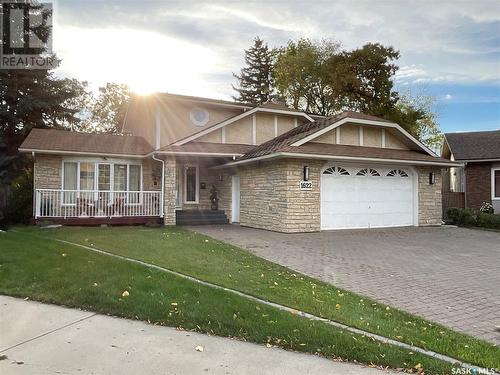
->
429 172 436 185
303 166 310 181
218 174 223 182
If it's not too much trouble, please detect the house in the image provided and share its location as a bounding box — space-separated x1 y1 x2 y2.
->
442 130 500 213
19 93 460 232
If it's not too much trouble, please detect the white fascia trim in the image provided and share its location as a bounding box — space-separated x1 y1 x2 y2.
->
173 107 314 146
291 117 437 157
19 148 147 159
155 151 244 157
222 152 463 168
459 158 500 163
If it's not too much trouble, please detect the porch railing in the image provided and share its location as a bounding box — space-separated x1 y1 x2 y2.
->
35 189 162 218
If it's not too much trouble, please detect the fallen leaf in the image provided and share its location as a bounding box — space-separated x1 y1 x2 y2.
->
62 253 67 257
335 304 341 310
195 345 204 352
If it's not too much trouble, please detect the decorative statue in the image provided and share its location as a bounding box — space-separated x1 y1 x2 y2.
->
210 184 219 210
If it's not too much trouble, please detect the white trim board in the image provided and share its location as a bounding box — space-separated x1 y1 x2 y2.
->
219 152 463 168
290 117 437 157
173 107 314 146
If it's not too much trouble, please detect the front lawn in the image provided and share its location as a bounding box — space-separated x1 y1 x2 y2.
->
2 226 499 371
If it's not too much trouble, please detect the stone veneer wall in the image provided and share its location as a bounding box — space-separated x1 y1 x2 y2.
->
163 158 177 225
35 154 63 189
238 159 322 233
142 158 162 191
417 166 442 225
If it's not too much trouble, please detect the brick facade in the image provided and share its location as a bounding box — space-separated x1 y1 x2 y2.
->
465 163 491 211
417 166 442 226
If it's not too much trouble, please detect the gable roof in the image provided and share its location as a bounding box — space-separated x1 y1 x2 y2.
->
19 128 153 157
444 130 500 161
172 105 315 146
239 111 434 160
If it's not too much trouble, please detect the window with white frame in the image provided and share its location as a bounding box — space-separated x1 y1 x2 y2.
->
493 168 500 199
62 161 142 204
184 165 198 203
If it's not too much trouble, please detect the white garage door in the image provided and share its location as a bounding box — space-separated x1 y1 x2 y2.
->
321 165 415 230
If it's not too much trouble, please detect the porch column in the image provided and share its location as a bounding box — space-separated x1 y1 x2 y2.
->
163 158 177 225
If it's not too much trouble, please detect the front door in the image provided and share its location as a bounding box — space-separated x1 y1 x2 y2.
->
231 175 240 222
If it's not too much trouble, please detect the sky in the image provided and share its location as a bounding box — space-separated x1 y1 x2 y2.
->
52 0 500 133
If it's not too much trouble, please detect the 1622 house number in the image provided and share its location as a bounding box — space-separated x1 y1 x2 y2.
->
299 181 312 190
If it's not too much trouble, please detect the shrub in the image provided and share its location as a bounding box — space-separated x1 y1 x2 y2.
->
479 201 494 214
446 207 476 226
476 213 500 230
1 168 33 227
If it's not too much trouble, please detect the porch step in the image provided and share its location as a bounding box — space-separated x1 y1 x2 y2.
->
176 210 229 225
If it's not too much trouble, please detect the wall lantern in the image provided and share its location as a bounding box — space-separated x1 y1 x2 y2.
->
303 166 310 181
429 172 436 185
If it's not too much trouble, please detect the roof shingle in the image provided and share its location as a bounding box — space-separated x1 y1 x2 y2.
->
445 130 500 161
19 128 153 156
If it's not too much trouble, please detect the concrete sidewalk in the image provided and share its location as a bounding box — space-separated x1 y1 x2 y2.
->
0 295 394 375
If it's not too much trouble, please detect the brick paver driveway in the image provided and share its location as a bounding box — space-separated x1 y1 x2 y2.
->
189 225 500 345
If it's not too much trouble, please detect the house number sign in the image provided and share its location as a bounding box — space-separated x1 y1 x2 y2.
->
299 181 312 191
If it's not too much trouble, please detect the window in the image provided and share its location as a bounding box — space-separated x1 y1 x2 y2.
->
493 169 500 199
98 164 111 191
129 165 141 203
63 162 77 203
185 166 198 203
323 166 350 176
79 163 95 190
387 169 409 178
356 168 380 177
61 161 142 204
113 164 127 191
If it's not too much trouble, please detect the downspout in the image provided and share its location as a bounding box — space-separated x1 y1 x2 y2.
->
32 151 37 220
152 153 164 218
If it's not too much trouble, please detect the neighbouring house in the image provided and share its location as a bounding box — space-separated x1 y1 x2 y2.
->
441 130 500 213
19 93 460 232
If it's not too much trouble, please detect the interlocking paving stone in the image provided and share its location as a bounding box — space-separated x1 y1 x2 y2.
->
190 225 500 345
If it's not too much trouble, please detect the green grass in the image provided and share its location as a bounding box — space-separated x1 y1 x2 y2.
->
3 226 499 371
0 229 454 374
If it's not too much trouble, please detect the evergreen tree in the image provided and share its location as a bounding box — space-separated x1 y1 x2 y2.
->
232 37 273 105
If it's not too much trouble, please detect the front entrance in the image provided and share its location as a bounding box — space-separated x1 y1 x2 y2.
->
231 175 240 223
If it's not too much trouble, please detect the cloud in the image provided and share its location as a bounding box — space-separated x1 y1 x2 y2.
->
53 0 500 99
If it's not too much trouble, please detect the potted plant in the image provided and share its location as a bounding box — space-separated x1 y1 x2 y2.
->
210 184 219 210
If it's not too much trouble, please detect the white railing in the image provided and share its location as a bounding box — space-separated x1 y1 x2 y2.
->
35 189 162 218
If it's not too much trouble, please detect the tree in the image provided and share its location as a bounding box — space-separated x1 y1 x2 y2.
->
273 39 341 115
232 37 274 105
329 43 400 114
383 92 442 151
0 69 86 185
82 83 131 133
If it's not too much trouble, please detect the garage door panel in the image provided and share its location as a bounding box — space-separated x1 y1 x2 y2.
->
321 165 415 230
